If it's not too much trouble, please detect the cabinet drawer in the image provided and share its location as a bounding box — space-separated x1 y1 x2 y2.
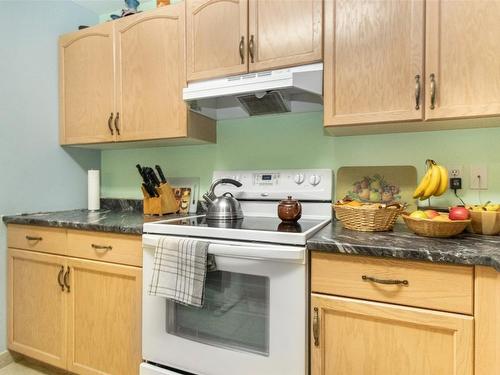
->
67 230 142 267
8 225 67 255
311 252 473 315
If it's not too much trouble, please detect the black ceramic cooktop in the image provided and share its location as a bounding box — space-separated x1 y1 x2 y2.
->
159 215 326 234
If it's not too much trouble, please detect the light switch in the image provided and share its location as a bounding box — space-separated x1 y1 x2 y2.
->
470 165 488 190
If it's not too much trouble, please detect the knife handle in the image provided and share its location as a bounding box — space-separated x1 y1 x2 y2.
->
155 165 167 184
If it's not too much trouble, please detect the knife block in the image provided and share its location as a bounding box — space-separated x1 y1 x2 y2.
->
142 183 179 216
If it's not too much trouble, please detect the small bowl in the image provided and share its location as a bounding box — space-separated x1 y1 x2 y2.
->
402 214 470 238
468 210 500 235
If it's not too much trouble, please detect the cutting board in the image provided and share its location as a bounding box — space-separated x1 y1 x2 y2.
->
336 166 417 212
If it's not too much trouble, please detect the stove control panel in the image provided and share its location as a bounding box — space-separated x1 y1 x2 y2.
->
212 169 333 201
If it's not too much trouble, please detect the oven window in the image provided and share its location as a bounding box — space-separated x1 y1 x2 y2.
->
167 271 270 356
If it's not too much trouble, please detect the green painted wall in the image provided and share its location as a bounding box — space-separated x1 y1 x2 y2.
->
102 112 500 207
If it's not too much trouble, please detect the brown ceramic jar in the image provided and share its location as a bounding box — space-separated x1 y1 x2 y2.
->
278 196 302 222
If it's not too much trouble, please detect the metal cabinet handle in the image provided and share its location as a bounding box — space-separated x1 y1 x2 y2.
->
25 235 42 241
114 112 120 135
91 244 113 252
362 275 409 286
415 75 421 110
107 112 114 135
430 73 436 110
249 34 255 63
57 266 65 292
313 307 320 347
63 267 70 293
239 36 245 64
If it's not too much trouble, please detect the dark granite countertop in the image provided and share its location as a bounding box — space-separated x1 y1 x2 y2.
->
308 221 500 272
1 198 195 235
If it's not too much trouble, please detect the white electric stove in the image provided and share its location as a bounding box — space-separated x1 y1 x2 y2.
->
141 169 332 375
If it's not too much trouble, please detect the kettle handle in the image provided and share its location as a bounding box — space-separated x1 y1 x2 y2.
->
204 178 242 203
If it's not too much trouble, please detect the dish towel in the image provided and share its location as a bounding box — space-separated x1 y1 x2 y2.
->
148 237 211 308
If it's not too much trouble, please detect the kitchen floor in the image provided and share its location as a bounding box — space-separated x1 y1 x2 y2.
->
0 360 63 375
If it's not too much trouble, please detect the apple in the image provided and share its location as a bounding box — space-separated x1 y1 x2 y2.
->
424 210 440 219
410 210 428 219
369 191 381 202
449 206 470 221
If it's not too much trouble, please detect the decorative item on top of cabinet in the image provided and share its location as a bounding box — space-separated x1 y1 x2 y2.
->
323 0 424 128
247 0 322 72
186 0 249 81
59 22 115 145
425 0 500 119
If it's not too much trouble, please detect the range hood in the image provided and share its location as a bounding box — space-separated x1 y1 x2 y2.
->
183 63 323 120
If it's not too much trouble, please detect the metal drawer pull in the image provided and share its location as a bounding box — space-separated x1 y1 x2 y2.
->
430 73 436 110
57 266 65 292
249 34 255 63
362 275 409 286
92 244 113 252
239 36 245 64
25 235 42 241
107 112 114 135
114 112 120 135
64 267 70 293
313 307 320 347
414 74 421 110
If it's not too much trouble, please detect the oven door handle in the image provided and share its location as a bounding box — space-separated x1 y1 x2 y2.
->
207 243 305 262
142 235 305 263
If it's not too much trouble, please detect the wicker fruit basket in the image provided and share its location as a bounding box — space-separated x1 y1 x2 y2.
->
468 210 500 235
333 203 405 232
402 214 470 238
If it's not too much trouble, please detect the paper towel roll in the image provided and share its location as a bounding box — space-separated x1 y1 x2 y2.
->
88 170 100 211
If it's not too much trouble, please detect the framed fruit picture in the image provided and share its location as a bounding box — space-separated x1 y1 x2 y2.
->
336 166 417 212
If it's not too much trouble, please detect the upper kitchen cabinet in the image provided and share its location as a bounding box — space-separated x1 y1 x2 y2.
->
186 0 323 81
323 0 424 127
425 0 500 120
59 22 115 144
248 0 322 72
114 4 190 141
59 3 215 147
186 0 249 81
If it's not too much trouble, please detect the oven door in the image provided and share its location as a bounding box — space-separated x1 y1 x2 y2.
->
142 235 307 375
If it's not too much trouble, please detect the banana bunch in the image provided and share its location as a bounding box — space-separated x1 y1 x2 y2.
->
413 160 448 200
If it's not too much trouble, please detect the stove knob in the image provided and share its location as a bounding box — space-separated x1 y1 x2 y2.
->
309 174 321 186
294 173 305 185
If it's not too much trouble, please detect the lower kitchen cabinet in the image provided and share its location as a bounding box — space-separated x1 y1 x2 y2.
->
311 252 476 375
8 249 67 369
7 225 142 375
310 294 473 375
66 258 142 375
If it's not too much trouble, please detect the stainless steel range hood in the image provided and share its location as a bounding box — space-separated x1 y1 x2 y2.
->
183 63 323 120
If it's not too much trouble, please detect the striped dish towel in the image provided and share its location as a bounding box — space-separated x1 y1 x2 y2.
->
149 237 210 308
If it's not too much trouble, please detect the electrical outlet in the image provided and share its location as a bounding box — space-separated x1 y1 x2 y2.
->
448 165 463 178
470 165 488 190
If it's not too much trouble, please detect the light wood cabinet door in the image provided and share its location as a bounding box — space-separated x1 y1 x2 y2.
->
324 0 424 127
186 0 248 81
475 266 500 375
248 0 322 72
66 257 141 375
8 249 67 369
115 4 187 141
311 294 473 375
59 22 115 145
425 0 500 120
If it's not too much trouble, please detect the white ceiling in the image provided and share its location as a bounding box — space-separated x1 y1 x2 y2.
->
72 0 153 15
